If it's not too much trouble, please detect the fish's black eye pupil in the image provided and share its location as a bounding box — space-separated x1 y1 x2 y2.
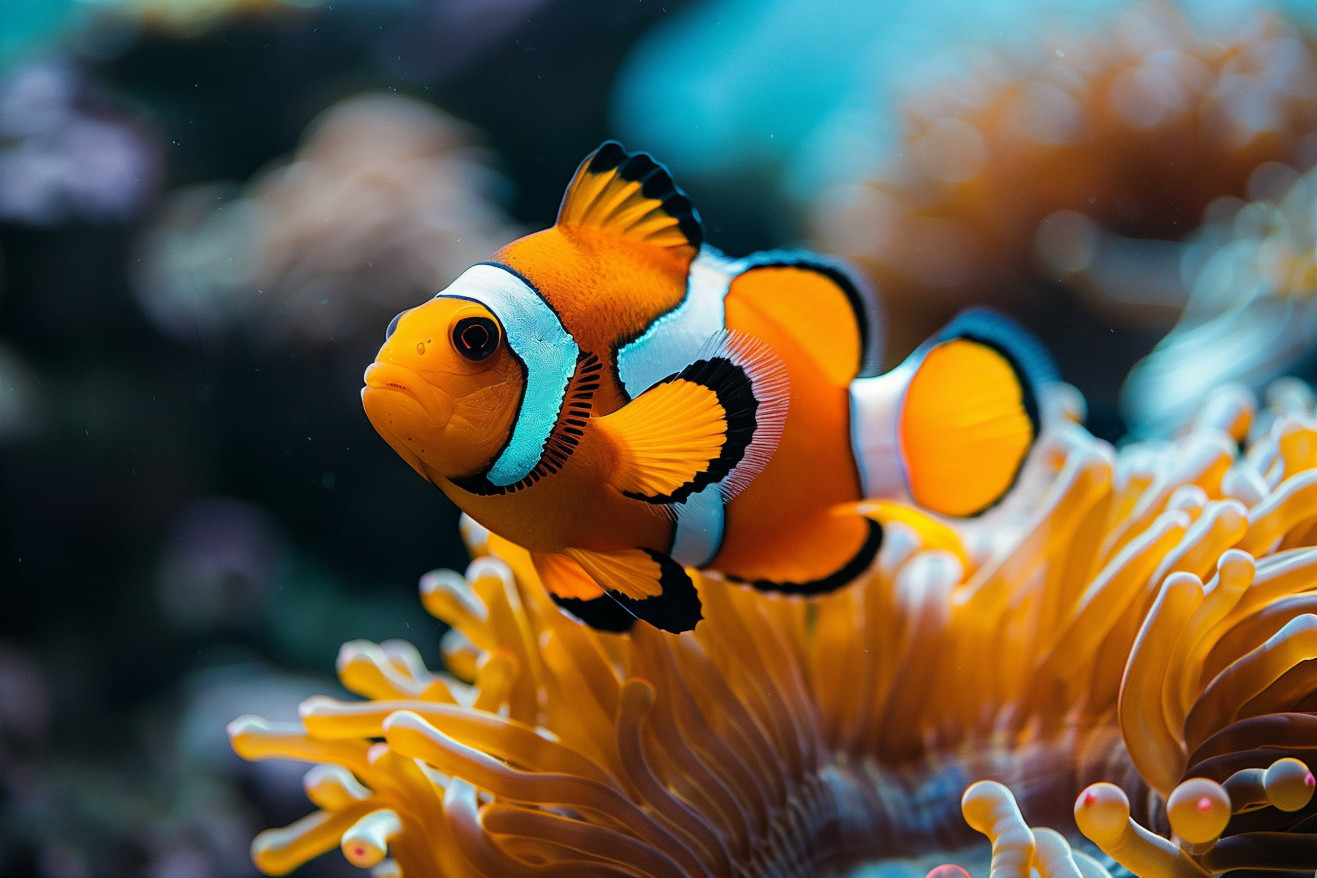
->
385 310 405 341
452 316 500 361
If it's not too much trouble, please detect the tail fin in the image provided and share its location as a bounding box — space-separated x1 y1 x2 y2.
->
851 309 1055 517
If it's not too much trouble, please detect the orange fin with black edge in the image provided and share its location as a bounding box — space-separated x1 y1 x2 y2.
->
724 506 884 596
563 546 701 633
725 252 882 383
598 331 788 505
896 309 1054 518
531 552 637 632
556 141 701 260
861 501 968 568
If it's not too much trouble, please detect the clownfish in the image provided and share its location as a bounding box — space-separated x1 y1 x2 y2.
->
362 142 1053 633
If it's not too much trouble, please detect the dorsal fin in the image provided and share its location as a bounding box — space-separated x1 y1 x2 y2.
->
556 141 702 256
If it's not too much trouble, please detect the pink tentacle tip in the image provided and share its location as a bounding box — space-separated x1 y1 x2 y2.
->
925 865 972 878
1196 796 1214 812
1082 789 1100 806
1306 772 1315 788
353 847 365 858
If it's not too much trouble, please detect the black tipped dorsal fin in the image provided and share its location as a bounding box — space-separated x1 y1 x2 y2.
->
556 141 702 256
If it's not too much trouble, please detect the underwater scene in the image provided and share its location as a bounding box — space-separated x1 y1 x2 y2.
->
6 0 1317 875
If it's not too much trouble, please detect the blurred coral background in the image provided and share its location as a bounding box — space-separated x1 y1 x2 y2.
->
5 0 1317 875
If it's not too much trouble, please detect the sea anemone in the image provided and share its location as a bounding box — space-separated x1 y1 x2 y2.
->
811 0 1317 360
132 93 520 351
230 379 1317 876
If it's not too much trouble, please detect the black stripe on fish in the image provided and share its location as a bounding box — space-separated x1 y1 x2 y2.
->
727 518 884 596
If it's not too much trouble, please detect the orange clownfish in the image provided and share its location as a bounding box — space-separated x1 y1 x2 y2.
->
362 142 1053 633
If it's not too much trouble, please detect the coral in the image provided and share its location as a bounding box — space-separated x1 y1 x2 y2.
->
132 93 521 351
811 1 1317 360
231 379 1317 876
1122 161 1317 438
0 60 161 225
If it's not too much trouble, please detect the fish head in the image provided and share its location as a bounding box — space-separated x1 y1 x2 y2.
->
362 294 522 484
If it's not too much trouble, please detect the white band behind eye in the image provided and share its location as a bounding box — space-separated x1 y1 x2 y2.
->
441 263 579 486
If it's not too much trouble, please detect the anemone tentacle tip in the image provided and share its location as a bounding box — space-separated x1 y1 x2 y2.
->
1166 778 1229 844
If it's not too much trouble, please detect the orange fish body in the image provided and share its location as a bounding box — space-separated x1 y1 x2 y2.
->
363 143 1051 632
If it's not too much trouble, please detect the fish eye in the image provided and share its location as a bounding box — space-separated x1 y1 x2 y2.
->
385 310 405 341
451 315 501 362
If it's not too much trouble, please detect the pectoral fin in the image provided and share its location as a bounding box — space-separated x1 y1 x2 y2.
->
563 546 702 633
598 332 788 505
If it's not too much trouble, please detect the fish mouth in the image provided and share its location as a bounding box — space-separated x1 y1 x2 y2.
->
362 362 453 428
